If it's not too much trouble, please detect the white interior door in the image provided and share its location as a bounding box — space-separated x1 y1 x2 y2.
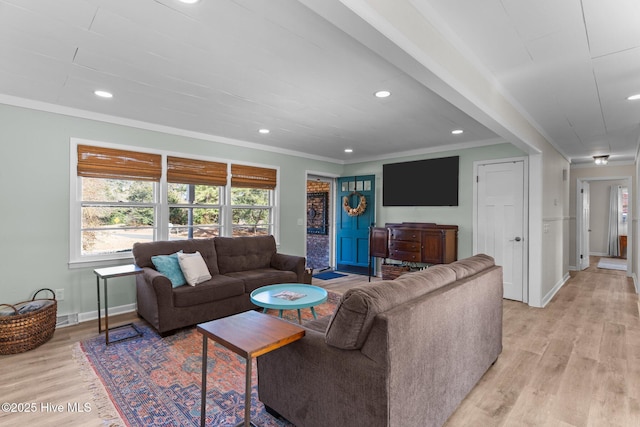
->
579 181 591 270
476 160 526 301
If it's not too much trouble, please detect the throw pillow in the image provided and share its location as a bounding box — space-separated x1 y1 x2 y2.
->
151 252 186 288
177 251 212 286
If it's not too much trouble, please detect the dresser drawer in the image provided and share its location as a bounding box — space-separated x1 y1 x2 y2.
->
389 240 421 252
389 249 421 262
389 229 421 242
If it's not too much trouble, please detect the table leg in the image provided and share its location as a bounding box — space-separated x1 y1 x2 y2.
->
104 278 109 344
278 309 283 318
233 357 256 427
96 275 102 333
310 306 317 319
201 334 207 427
244 357 252 427
297 309 302 324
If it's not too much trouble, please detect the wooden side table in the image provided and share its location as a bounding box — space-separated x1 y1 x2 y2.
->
93 264 144 345
197 310 305 427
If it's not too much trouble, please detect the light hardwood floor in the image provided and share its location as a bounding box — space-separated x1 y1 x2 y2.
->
1 258 638 426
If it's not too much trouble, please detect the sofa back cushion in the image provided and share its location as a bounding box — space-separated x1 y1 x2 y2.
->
448 254 494 280
132 238 220 276
215 235 277 274
325 265 456 350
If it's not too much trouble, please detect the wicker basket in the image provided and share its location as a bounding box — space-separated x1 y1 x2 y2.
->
381 264 411 280
0 288 57 355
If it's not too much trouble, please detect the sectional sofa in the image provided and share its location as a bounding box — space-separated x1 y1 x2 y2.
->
132 235 305 334
257 254 503 427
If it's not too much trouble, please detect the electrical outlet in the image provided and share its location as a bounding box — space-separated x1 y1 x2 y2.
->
55 288 64 301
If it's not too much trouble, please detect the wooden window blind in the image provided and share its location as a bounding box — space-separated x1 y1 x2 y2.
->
167 156 228 186
231 164 277 189
77 145 162 181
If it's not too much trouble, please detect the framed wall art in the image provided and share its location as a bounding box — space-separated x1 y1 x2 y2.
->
306 192 328 235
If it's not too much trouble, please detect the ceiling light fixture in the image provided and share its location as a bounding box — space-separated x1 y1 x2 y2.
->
593 155 609 165
374 90 391 98
94 90 113 98
627 94 640 101
344 148 353 153
258 128 270 134
178 0 200 4
451 129 463 135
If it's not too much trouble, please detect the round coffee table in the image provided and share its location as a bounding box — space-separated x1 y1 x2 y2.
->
250 284 328 324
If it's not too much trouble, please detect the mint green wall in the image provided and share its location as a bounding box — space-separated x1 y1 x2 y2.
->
0 104 342 317
343 144 526 259
0 103 524 318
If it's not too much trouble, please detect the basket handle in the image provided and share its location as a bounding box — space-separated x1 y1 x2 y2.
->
0 303 18 315
32 288 56 301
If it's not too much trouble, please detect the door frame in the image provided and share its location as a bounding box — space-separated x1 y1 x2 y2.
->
576 176 632 275
473 156 529 303
576 180 590 270
305 170 339 270
335 174 376 274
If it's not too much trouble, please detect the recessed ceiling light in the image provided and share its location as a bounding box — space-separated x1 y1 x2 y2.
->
451 129 464 135
258 128 270 134
344 148 353 153
178 0 200 4
374 90 391 98
94 90 113 98
627 94 640 100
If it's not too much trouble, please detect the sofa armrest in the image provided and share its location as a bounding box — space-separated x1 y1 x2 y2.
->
271 253 305 282
140 267 174 303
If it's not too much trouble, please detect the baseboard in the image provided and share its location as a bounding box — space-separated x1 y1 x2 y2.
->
541 272 570 307
77 303 138 325
632 272 639 294
589 252 609 257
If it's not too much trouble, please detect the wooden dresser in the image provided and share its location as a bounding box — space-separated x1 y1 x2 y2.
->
369 222 458 272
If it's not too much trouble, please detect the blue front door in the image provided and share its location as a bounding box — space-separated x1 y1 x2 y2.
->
336 175 375 275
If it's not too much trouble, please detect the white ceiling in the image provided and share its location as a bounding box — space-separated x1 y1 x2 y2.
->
1 0 639 164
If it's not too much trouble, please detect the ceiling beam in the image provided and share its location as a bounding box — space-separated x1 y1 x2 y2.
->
325 0 568 157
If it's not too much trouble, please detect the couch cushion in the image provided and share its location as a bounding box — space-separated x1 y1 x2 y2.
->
133 238 220 275
177 251 212 286
151 252 186 288
325 265 456 350
172 275 244 307
215 235 276 274
448 254 495 280
225 268 298 293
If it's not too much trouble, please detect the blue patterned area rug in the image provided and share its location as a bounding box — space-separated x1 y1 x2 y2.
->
75 294 340 427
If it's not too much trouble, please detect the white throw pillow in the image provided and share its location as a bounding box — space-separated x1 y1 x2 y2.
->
177 251 212 286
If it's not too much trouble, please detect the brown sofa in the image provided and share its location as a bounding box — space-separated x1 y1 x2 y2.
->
257 254 503 427
132 235 305 334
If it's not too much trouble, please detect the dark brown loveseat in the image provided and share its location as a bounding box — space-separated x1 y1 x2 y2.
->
132 235 305 334
257 254 503 427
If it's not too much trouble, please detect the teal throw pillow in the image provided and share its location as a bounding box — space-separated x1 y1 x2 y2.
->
151 252 186 288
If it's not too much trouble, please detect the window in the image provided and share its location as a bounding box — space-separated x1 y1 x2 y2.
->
230 164 276 236
70 141 278 265
167 156 226 240
81 177 157 256
75 145 161 260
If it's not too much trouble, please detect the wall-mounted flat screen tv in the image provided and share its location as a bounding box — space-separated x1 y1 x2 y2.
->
383 156 459 206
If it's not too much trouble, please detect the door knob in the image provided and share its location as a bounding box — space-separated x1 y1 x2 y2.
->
514 237 522 242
